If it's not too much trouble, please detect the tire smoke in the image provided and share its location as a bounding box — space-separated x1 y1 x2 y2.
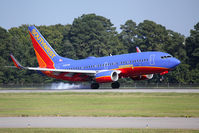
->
50 82 88 89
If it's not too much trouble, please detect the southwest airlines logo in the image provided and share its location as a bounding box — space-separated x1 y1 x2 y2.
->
32 29 56 58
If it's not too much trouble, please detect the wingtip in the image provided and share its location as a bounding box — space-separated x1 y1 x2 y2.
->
136 46 141 53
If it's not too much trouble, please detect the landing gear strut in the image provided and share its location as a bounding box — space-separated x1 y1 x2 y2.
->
91 83 99 89
111 81 120 89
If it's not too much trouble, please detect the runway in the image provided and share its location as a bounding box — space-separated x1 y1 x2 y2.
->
0 117 198 129
0 89 199 93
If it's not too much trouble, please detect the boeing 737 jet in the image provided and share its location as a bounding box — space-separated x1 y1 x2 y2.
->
10 26 181 89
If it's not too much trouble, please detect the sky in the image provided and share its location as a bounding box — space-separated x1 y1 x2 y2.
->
0 0 198 36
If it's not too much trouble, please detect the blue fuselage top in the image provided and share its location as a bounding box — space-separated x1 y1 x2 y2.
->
55 51 180 71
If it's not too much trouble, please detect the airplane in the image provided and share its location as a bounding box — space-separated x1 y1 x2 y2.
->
10 26 181 89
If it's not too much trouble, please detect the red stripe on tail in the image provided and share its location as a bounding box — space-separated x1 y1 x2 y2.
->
29 31 55 68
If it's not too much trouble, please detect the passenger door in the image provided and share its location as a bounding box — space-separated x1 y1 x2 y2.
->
150 55 155 65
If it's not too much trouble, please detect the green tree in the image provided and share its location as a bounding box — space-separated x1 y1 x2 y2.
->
119 20 137 53
136 20 168 51
69 14 124 59
0 27 13 84
186 22 199 69
185 22 199 83
164 30 187 63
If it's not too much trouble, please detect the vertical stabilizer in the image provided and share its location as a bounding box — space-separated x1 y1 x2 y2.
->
28 26 72 68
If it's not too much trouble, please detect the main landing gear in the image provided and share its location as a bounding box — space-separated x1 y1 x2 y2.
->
91 83 99 89
160 76 164 82
111 81 120 89
90 81 120 89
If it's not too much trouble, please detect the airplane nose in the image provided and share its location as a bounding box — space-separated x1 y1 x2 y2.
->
170 58 181 69
176 59 181 65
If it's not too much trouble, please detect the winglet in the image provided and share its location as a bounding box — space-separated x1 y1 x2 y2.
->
136 46 141 53
10 54 24 69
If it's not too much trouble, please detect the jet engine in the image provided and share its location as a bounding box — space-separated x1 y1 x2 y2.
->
95 70 119 83
131 74 153 80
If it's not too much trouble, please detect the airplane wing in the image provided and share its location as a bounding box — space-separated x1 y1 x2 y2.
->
27 67 96 74
10 54 96 74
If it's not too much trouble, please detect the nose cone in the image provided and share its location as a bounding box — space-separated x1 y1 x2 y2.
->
170 58 181 69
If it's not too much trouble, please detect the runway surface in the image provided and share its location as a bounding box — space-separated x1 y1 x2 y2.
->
0 89 199 93
0 117 198 129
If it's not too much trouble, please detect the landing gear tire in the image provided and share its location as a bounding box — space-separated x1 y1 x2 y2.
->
91 83 99 89
111 81 120 89
160 76 164 82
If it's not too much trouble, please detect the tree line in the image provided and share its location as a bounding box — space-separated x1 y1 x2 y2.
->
0 14 199 84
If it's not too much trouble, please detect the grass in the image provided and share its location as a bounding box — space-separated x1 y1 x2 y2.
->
0 128 198 133
0 92 199 117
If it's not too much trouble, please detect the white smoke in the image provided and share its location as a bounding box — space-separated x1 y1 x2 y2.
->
50 82 88 89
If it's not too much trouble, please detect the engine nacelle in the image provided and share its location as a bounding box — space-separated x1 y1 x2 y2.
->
95 70 119 83
131 74 153 80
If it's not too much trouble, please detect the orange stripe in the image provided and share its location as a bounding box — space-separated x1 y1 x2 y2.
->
112 66 167 70
34 50 47 68
29 31 55 68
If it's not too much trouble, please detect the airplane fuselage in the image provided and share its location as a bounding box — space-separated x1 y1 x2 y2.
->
46 51 180 82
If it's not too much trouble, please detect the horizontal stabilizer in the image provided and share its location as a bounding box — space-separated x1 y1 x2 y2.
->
10 54 24 69
10 54 96 74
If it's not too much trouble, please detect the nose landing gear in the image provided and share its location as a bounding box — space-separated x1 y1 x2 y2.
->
91 83 99 89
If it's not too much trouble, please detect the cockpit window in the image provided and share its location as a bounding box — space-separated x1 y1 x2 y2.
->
161 55 173 59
